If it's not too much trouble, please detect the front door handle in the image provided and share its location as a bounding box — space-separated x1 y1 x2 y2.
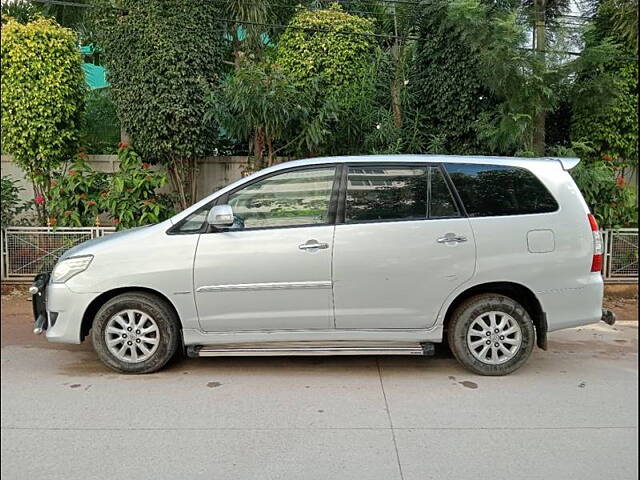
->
437 233 468 244
299 240 329 250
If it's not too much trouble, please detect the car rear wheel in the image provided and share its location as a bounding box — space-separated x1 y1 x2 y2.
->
447 293 535 376
91 292 180 374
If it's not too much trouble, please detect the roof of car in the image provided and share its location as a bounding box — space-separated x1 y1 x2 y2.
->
266 154 580 171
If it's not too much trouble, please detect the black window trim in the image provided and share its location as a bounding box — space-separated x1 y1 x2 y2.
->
336 162 468 225
167 163 342 235
430 164 466 219
443 162 560 218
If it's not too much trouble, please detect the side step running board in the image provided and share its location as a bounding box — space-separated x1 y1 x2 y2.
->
188 342 435 358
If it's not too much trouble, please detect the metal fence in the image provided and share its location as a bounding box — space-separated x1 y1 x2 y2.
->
1 227 115 281
0 226 637 283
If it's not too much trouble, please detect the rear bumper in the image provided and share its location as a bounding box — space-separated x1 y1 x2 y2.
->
538 275 605 332
601 308 616 326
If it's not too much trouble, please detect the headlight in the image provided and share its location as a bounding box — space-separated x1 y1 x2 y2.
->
51 255 93 283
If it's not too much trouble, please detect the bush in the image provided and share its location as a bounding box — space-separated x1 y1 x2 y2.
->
1 17 85 221
45 146 174 230
1 175 32 227
46 152 109 227
572 159 637 229
103 147 174 230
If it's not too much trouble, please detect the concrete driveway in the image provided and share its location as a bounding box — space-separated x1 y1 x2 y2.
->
1 293 638 480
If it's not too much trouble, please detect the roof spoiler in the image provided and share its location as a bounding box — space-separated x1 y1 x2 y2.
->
548 157 580 170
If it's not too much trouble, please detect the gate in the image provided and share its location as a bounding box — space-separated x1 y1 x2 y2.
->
1 227 115 281
602 229 639 282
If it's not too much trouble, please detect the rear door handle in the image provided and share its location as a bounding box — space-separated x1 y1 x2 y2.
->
437 234 468 244
299 240 329 250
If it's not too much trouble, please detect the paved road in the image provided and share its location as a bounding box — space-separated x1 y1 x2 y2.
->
1 296 637 480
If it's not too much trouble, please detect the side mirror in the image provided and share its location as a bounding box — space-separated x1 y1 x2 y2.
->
207 204 235 228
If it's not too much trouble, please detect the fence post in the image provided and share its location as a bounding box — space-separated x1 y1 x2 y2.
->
602 230 609 280
0 229 5 281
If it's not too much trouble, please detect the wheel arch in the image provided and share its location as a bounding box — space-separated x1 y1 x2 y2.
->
442 281 548 350
80 287 182 342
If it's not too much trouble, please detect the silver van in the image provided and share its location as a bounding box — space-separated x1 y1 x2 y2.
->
31 155 615 375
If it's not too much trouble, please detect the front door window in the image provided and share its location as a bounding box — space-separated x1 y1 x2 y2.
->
227 167 337 230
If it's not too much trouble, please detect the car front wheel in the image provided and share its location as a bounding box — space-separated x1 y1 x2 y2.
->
91 292 180 374
447 293 535 376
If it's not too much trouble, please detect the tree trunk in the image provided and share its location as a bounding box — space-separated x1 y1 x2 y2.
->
390 9 403 129
391 77 403 129
168 160 188 210
189 157 198 205
533 0 546 156
120 128 130 146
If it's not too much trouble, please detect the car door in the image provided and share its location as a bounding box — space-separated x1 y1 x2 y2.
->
332 163 476 329
192 165 339 332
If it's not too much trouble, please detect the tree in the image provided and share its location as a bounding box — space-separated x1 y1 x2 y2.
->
211 62 312 168
571 0 638 168
1 16 85 222
1 0 41 24
411 0 498 154
95 0 226 209
275 5 374 93
274 4 376 156
412 0 561 156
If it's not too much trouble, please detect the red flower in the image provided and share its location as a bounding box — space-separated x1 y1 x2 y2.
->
142 162 151 169
86 200 97 206
603 154 613 162
34 194 45 205
113 218 121 225
616 177 625 188
118 141 129 149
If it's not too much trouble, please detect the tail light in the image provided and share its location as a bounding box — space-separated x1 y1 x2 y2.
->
588 214 603 273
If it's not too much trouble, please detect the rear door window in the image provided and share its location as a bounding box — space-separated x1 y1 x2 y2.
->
345 166 428 222
344 165 461 222
444 163 558 217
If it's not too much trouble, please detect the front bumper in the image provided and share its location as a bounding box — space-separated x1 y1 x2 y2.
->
30 273 50 334
30 275 99 344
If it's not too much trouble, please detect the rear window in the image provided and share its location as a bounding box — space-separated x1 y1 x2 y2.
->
445 163 558 217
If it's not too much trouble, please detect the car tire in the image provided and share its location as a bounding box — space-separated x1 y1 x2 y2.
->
447 293 535 376
91 292 180 374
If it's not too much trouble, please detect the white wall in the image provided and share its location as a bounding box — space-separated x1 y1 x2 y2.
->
1 155 250 204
